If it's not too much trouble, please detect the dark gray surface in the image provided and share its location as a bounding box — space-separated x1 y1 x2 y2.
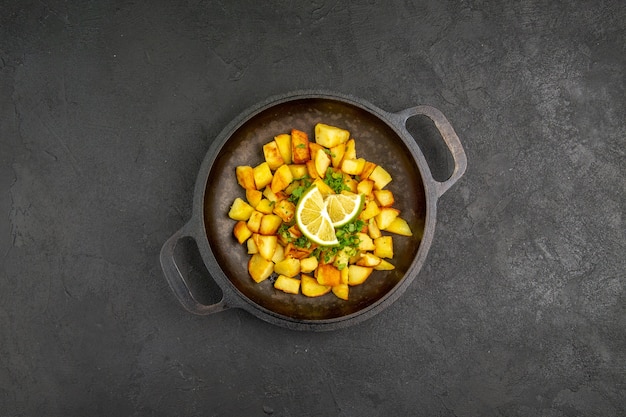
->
1 0 624 415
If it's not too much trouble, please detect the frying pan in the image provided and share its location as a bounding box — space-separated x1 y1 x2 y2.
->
160 91 467 331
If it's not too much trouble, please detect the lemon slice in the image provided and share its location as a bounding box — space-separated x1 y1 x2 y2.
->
296 186 339 246
325 192 364 227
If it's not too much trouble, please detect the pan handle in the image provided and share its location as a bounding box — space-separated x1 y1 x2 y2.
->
396 105 467 197
160 221 230 315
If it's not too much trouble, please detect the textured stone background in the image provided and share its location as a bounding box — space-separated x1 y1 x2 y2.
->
1 0 624 415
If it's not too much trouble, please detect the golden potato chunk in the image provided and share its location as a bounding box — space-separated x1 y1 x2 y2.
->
233 221 252 244
361 161 377 180
248 253 274 283
270 164 294 193
274 257 301 277
259 214 282 235
273 199 295 223
246 210 264 233
236 166 256 190
228 198 255 221
255 198 274 215
373 190 395 207
347 265 373 286
331 284 349 300
357 179 375 196
376 207 400 230
301 274 331 297
360 199 381 221
374 236 394 259
300 256 319 273
329 143 346 168
369 165 392 190
315 123 350 148
356 232 376 251
274 275 300 295
288 164 308 179
291 129 311 164
356 252 382 267
384 217 413 236
343 138 356 161
315 148 331 178
252 233 277 260
374 259 395 271
263 140 285 171
253 162 273 190
245 189 263 208
341 158 366 176
315 264 341 286
274 133 292 165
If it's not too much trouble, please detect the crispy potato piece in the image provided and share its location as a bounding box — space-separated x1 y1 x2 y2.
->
301 274 331 297
259 214 282 235
306 160 319 179
376 207 400 230
369 165 392 190
367 217 382 239
361 161 377 180
341 158 366 176
329 143 346 168
315 263 341 286
263 186 279 202
342 174 358 193
236 166 256 190
357 179 375 196
315 123 350 148
246 210 264 233
271 243 285 263
384 217 413 236
228 198 255 221
247 237 258 254
274 275 300 294
291 129 311 164
315 148 331 178
312 178 334 197
360 199 381 221
374 259 395 271
273 199 295 223
331 283 349 300
270 164 294 193
300 256 319 274
288 164 309 179
343 139 356 161
233 221 252 244
373 190 395 207
245 189 263 208
252 233 277 261
248 253 274 283
284 243 313 259
253 162 273 190
347 265 373 286
263 140 285 171
356 232 376 251
309 142 325 161
274 133 292 165
274 257 301 277
374 236 394 259
255 198 274 214
356 252 382 267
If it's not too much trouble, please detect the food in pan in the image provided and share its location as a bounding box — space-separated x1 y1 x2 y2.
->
228 123 412 300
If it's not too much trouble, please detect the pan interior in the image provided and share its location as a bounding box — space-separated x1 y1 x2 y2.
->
204 98 426 321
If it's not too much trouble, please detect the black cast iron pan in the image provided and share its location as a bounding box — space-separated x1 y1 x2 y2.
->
160 91 467 331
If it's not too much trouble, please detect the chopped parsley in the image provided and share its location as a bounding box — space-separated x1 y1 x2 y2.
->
323 168 350 194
